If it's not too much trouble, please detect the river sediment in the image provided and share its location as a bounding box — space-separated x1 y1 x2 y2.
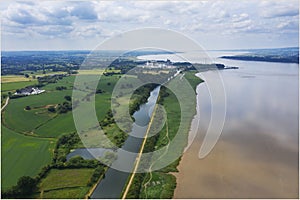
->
173 60 299 198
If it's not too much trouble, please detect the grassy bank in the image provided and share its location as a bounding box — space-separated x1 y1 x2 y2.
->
124 70 203 198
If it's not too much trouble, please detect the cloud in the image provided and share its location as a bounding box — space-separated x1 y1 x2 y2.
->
260 1 299 18
3 2 72 27
277 20 299 30
1 0 298 50
32 25 74 37
69 2 98 20
232 13 249 23
5 3 43 25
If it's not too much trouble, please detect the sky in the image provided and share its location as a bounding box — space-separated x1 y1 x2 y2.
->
1 0 299 51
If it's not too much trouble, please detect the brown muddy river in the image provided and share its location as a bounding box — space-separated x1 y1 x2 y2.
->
174 58 298 198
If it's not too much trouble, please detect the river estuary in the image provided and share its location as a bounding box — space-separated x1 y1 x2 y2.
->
139 51 298 198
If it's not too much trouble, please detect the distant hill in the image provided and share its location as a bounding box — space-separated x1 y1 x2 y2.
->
220 47 299 64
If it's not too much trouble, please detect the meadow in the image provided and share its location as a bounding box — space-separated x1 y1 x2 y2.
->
1 80 38 92
38 168 94 199
1 125 55 190
2 75 116 137
1 72 141 196
1 73 117 193
1 75 35 83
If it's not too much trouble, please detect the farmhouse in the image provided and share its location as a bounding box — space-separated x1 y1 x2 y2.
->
14 87 45 96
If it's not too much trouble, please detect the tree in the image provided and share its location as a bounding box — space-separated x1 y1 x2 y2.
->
16 176 37 195
48 106 56 112
64 95 71 101
96 89 103 94
24 74 29 78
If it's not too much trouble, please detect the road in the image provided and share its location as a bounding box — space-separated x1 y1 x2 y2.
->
1 97 9 112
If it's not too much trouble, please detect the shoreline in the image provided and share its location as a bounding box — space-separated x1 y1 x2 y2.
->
172 72 202 198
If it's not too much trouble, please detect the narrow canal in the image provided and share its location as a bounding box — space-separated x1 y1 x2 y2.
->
90 86 161 199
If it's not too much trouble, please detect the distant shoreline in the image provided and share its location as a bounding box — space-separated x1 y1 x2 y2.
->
220 55 299 64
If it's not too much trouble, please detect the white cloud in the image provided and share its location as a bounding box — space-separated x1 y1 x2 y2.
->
259 0 299 18
232 13 249 23
1 0 298 50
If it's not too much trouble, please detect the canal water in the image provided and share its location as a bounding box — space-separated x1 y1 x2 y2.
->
89 86 161 199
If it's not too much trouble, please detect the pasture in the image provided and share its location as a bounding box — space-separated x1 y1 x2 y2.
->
1 75 34 83
1 125 54 190
1 80 38 92
2 74 122 137
140 172 176 199
38 168 94 199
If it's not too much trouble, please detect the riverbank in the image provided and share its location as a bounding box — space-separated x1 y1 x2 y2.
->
123 70 203 198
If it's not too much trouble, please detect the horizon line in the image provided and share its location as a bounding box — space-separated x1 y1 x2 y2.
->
1 46 299 52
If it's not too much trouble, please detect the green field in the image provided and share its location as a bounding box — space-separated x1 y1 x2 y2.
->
3 91 70 135
41 187 90 199
1 125 55 190
1 73 126 150
1 75 35 83
1 73 129 195
2 74 139 138
1 70 201 198
140 172 176 199
38 168 94 198
1 80 38 92
77 69 121 75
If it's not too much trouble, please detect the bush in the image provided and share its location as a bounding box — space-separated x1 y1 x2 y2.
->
2 176 37 198
58 101 72 113
55 86 67 90
48 106 56 112
25 106 31 110
96 89 104 94
87 165 106 186
64 95 71 101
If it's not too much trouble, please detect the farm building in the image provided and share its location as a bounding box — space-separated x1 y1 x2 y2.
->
14 87 45 96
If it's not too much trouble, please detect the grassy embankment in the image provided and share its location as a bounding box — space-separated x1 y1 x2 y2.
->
123 70 203 199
